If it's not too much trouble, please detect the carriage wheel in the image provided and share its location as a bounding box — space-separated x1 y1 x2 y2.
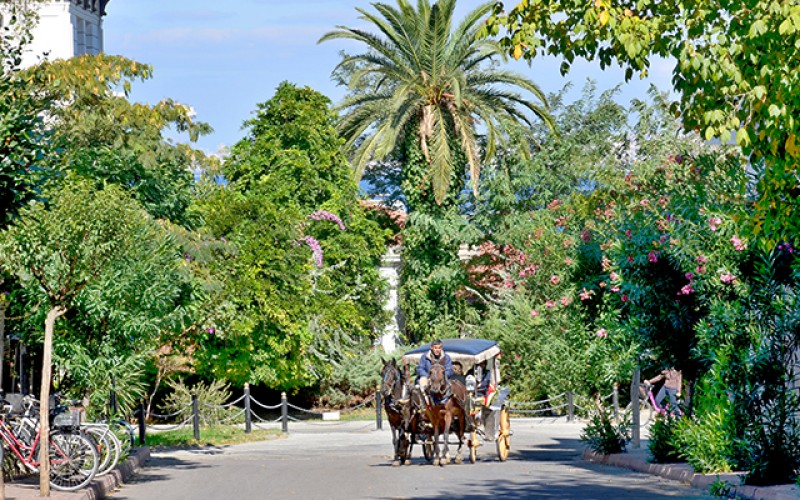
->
496 406 511 462
423 443 433 462
469 431 478 464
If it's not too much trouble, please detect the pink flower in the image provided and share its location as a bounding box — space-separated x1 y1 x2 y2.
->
555 216 567 227
696 254 708 264
550 275 561 285
298 235 324 267
562 238 574 249
648 250 659 263
625 229 632 239
708 217 722 231
731 235 747 252
581 230 592 242
530 309 539 317
640 199 649 207
611 285 620 293
545 300 557 309
720 272 737 284
621 294 629 302
696 265 706 274
308 210 346 230
610 271 620 281
601 256 612 271
547 199 562 210
627 255 635 263
518 269 526 277
685 272 695 281
579 288 595 301
564 257 575 266
596 328 608 338
560 296 573 307
678 284 694 295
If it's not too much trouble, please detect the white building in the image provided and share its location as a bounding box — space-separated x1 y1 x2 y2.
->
2 0 109 68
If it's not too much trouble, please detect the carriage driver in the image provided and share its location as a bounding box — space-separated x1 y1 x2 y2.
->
417 339 453 392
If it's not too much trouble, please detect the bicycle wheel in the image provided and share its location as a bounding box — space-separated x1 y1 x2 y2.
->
624 398 654 427
83 426 120 476
111 419 135 453
48 430 99 491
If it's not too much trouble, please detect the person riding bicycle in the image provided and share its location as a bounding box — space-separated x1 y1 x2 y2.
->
416 339 453 392
647 367 682 415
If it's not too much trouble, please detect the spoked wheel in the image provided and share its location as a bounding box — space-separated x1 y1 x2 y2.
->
423 442 433 462
624 399 654 426
469 431 478 464
496 407 511 462
48 430 99 491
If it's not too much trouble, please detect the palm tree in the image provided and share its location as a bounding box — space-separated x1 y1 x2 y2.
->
319 0 554 205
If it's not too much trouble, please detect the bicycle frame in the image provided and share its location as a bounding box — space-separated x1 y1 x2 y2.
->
645 385 682 416
0 418 43 470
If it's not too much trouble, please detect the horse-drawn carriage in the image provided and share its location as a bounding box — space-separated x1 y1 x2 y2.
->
380 338 511 465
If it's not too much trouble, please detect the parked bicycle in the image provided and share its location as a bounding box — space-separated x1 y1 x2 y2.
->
0 399 99 491
9 394 126 477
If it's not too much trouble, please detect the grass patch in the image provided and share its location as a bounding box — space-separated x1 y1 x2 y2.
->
145 426 282 448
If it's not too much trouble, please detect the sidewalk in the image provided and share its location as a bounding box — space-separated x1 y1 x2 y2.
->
583 444 800 500
2 447 149 500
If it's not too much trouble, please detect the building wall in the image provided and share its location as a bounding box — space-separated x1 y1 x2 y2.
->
2 1 107 68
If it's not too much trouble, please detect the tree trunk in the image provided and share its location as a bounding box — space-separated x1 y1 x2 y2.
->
39 306 66 497
0 302 5 500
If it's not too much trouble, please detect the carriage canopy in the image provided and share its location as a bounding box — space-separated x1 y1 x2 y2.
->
402 338 500 365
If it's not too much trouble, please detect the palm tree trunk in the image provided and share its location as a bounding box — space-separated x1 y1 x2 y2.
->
39 305 66 497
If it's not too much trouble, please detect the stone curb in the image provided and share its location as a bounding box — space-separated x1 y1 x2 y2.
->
78 446 151 500
582 448 800 500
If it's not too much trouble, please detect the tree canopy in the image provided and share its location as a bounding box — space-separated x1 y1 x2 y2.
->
487 0 800 242
321 0 554 205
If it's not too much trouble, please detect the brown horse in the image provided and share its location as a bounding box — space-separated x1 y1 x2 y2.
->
380 359 408 465
425 360 467 466
399 384 429 464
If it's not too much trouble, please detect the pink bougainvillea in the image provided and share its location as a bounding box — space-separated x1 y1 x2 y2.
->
720 272 737 284
596 328 608 338
708 217 722 231
308 210 346 230
648 250 659 263
731 235 747 252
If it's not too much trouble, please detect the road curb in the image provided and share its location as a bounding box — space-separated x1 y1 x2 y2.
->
582 448 800 500
79 446 151 500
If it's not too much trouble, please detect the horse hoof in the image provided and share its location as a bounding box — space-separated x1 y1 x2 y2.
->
392 460 400 467
404 459 412 466
455 456 463 465
439 459 447 467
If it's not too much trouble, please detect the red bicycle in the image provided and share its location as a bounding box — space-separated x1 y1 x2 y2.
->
0 407 99 491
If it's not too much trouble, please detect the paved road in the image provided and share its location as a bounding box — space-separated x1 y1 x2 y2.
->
111 419 713 500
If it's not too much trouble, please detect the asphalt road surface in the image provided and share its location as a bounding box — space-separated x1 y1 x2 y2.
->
110 419 713 500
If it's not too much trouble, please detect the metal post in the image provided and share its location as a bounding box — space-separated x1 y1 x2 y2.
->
138 399 146 446
612 383 620 420
192 392 200 441
631 367 641 448
375 385 382 430
281 392 288 434
566 391 574 422
244 383 252 434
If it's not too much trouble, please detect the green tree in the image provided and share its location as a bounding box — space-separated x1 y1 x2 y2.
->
0 5 52 228
320 0 553 205
488 0 800 243
27 54 213 225
0 179 179 494
194 83 387 389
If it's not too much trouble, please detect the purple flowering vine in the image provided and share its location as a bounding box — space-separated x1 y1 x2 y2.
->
308 210 346 230
298 235 324 267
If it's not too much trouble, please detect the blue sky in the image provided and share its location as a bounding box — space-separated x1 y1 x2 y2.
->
104 1 673 154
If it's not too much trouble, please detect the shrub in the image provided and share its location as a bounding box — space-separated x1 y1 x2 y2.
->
581 400 630 455
648 413 683 463
159 379 236 425
675 409 735 473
